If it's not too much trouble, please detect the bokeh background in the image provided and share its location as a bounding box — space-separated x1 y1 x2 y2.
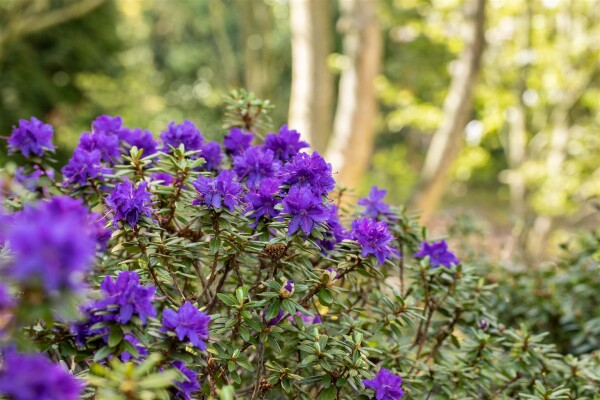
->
1 0 598 264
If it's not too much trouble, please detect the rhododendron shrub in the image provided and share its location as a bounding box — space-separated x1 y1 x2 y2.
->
0 93 598 400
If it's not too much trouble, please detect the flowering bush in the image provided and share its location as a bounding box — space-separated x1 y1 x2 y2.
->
0 92 598 399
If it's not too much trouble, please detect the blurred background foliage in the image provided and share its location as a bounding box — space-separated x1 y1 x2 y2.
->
0 0 598 264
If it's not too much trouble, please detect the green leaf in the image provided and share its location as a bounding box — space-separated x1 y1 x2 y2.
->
93 346 113 362
210 236 222 254
265 300 282 321
236 359 255 372
238 325 250 341
318 289 333 306
217 293 238 307
139 370 179 389
281 299 296 315
320 385 337 400
108 326 123 347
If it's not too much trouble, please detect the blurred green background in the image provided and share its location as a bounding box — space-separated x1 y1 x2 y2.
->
0 0 598 264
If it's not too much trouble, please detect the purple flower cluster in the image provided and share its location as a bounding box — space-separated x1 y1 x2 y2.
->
192 170 243 212
95 271 156 324
244 178 282 223
363 368 404 400
358 186 391 220
282 186 329 236
1 196 97 293
224 128 253 156
121 127 158 157
200 141 223 171
281 151 335 196
173 361 200 400
264 125 308 162
161 120 204 154
0 351 83 400
14 166 44 191
233 146 280 188
318 204 349 251
79 129 121 164
106 179 153 227
61 115 164 187
162 301 211 350
414 240 460 268
351 218 398 266
62 148 108 186
8 117 55 158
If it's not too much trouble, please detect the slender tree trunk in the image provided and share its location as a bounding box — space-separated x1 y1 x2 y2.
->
288 0 334 153
409 0 486 224
325 0 382 190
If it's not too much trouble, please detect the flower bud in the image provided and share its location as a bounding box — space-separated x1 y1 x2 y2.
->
321 268 339 287
279 280 295 299
478 318 489 331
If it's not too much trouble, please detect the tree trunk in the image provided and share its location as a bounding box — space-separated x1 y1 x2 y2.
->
288 0 334 153
409 0 486 224
325 0 382 190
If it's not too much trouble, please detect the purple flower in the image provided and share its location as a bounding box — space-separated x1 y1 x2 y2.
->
173 361 200 400
70 303 107 346
162 301 211 350
200 141 223 171
92 115 125 137
8 117 55 158
233 146 280 188
0 351 83 400
264 125 309 162
151 172 175 185
161 120 204 154
78 130 121 164
192 170 244 212
244 178 282 222
62 148 109 186
282 186 328 236
262 308 285 327
106 179 153 228
358 186 391 219
224 127 253 156
89 212 112 251
95 271 156 324
281 151 335 196
2 196 97 293
317 204 349 252
120 334 149 362
414 240 460 268
351 218 398 267
14 166 43 191
362 368 404 400
122 127 158 157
